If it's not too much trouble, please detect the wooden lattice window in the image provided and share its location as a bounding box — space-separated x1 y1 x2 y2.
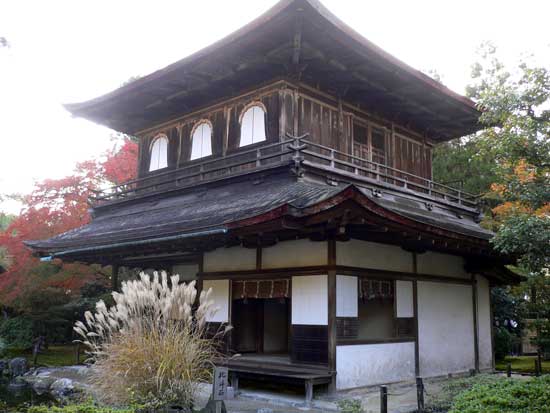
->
352 122 388 167
371 126 386 165
353 123 369 160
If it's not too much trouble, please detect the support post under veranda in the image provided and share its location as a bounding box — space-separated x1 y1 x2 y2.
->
111 264 119 291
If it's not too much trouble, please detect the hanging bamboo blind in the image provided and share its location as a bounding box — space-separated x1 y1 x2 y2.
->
232 279 290 300
360 279 394 301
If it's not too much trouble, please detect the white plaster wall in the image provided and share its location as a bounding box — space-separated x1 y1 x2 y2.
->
336 342 415 389
416 251 469 279
336 240 413 273
203 279 229 323
477 275 493 370
337 275 358 317
203 246 256 272
291 275 327 325
418 281 475 377
262 239 327 269
172 264 199 282
396 280 414 318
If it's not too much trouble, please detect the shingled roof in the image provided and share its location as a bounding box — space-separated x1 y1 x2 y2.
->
64 0 481 140
26 171 493 258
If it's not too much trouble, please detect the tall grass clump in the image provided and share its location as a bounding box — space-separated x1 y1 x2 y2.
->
74 271 226 409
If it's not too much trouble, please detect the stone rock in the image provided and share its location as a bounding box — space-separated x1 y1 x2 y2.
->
7 376 29 392
50 378 74 399
9 357 29 377
199 399 227 413
23 374 56 394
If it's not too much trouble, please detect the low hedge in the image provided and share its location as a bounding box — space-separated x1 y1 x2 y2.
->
26 402 136 413
449 375 550 413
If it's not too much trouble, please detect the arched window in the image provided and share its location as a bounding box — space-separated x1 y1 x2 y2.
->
240 104 266 147
190 121 213 160
149 134 168 171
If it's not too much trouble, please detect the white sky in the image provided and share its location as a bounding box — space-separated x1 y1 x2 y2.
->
1 0 549 214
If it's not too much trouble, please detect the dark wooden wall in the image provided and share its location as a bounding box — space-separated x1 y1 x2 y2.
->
393 133 432 180
137 86 281 178
136 80 433 181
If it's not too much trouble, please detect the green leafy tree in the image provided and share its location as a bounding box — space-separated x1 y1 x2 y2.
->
465 43 549 355
434 43 550 356
432 137 498 198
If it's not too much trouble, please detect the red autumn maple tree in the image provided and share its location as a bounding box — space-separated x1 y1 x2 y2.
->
103 138 139 184
0 138 138 305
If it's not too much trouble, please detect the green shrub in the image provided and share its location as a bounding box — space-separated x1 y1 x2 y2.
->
494 327 513 361
449 376 550 413
426 374 501 412
0 317 34 350
26 400 136 413
338 399 363 413
79 281 109 299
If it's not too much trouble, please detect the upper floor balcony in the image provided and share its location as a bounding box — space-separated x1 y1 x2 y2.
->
90 134 479 212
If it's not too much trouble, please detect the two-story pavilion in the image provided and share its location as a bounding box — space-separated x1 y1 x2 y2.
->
27 0 519 400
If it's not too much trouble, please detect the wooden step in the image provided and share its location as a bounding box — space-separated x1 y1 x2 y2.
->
217 358 330 377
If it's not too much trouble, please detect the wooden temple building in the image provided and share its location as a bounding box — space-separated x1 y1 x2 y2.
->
27 0 520 399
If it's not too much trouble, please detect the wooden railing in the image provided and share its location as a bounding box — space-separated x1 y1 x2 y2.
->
90 135 478 209
296 137 478 209
90 141 294 203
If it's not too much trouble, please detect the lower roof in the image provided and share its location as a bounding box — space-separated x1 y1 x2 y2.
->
26 170 494 258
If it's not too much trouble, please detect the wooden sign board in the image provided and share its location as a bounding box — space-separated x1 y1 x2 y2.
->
213 367 229 401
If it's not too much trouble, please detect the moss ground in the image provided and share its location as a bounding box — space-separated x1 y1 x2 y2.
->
495 355 550 374
4 344 79 367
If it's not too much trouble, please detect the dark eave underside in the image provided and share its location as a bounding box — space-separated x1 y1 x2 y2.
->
64 0 481 140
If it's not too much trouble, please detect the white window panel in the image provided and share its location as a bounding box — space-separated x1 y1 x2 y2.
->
190 122 212 160
149 135 168 171
396 280 414 318
240 105 266 147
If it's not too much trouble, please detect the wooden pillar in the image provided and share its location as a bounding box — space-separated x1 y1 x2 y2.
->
111 264 119 292
223 106 230 156
327 238 337 393
305 380 313 406
412 253 420 377
472 274 480 372
256 246 262 271
196 253 204 299
293 89 299 136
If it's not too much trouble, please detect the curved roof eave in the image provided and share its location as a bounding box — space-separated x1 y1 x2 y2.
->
64 0 481 135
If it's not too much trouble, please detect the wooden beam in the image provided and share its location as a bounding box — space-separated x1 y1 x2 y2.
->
198 264 477 286
337 337 415 346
